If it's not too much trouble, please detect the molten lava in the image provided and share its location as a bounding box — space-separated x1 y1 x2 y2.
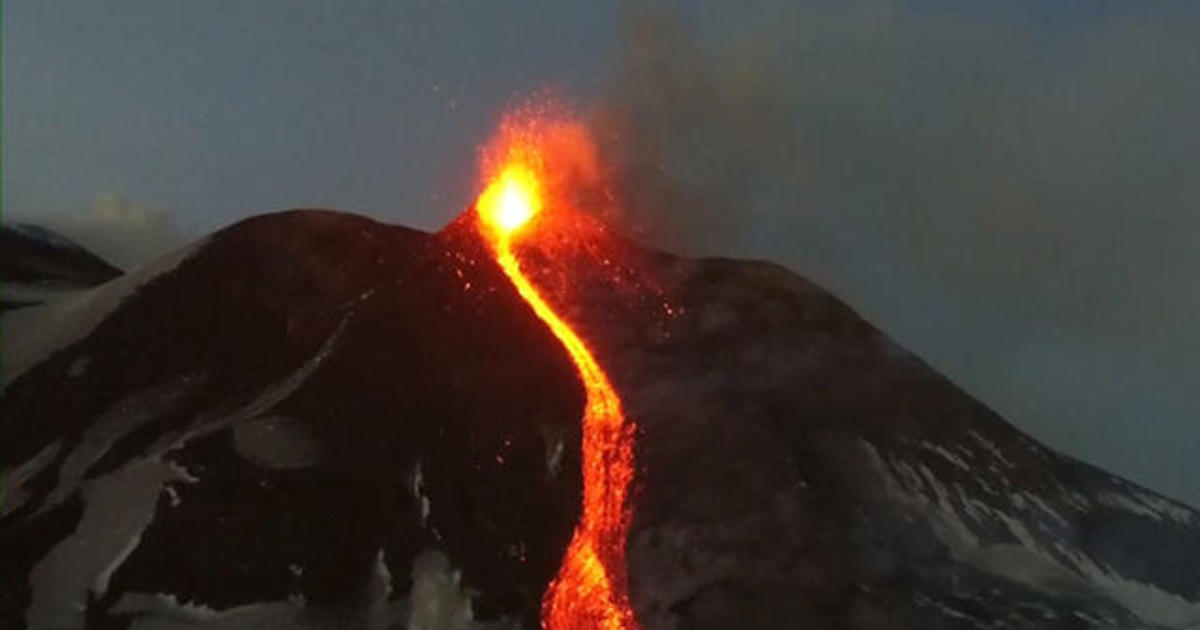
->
475 113 639 630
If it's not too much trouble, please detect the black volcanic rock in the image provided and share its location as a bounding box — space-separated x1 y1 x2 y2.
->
2 209 1198 630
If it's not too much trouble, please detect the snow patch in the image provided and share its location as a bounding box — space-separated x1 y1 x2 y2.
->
1 441 63 517
27 459 194 630
104 547 508 630
912 592 986 627
915 440 972 471
1098 490 1199 527
21 321 349 630
411 461 432 528
862 440 1200 628
965 429 1014 469
232 415 325 470
108 549 398 630
364 550 397 630
113 593 305 630
36 374 205 514
2 239 206 388
1011 491 1070 527
1 282 86 305
407 551 475 630
541 424 566 479
148 317 347 457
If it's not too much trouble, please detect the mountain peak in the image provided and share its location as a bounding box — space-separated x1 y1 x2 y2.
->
2 209 1196 630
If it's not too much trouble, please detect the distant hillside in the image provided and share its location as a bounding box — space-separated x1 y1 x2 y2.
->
1 224 122 312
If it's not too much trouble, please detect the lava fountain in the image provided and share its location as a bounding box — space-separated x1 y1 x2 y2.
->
474 109 639 630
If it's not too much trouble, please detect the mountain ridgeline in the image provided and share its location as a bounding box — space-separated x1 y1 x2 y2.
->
1 210 1197 630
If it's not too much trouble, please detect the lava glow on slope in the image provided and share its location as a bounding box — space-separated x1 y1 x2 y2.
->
475 110 639 630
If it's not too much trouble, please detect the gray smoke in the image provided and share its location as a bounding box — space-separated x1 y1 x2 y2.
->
9 193 188 270
592 2 1200 506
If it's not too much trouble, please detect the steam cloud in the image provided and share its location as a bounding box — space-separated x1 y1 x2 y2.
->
9 193 188 270
592 2 1200 505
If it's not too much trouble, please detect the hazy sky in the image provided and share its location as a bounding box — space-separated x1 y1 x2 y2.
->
4 0 1198 506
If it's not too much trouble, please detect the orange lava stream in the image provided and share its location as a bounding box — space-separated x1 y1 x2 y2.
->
477 163 638 630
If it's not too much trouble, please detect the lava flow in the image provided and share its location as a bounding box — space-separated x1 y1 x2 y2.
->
475 115 639 630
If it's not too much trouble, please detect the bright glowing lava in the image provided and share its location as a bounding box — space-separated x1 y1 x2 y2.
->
477 146 639 629
479 165 542 236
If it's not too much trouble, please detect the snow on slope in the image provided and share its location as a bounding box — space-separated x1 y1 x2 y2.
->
20 318 346 630
1 240 205 389
863 439 1200 628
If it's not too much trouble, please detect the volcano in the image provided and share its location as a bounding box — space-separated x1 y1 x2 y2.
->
3 204 1198 630
1 224 122 313
2 99 1198 630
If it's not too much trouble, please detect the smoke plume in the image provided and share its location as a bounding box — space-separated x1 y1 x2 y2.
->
591 1 1200 506
9 193 188 270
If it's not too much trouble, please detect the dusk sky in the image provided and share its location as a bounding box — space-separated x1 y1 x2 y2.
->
4 0 1198 506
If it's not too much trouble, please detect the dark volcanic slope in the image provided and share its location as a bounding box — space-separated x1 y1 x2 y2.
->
2 211 582 630
539 246 1200 630
2 209 1198 630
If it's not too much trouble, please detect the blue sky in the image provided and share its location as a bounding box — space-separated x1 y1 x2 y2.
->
4 0 1199 507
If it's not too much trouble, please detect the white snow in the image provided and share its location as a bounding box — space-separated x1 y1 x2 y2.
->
22 319 349 630
35 374 205 514
541 424 566 479
965 429 1014 469
105 548 503 630
1 282 86 305
231 415 325 470
27 459 194 630
913 439 972 471
862 439 1200 629
142 315 347 459
115 594 306 630
407 551 476 630
1098 490 1199 527
364 550 397 630
411 461 432 527
912 592 982 626
105 548 458 630
2 239 206 389
1006 490 1071 528
1 441 63 518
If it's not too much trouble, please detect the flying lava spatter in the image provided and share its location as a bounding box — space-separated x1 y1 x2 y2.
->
475 111 639 630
